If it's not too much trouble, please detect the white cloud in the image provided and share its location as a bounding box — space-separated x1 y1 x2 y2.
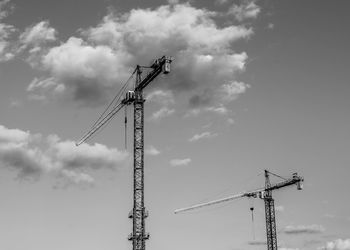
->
145 145 161 156
0 125 30 143
150 107 175 121
29 3 253 108
27 77 65 100
0 124 129 186
170 158 191 167
220 81 250 102
229 0 261 21
0 22 16 61
206 105 229 115
0 1 16 61
320 239 350 250
39 37 132 106
146 90 174 106
189 131 217 142
283 224 325 234
58 169 95 187
19 20 56 47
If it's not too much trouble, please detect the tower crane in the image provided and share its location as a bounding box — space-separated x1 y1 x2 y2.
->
175 170 303 250
76 56 173 250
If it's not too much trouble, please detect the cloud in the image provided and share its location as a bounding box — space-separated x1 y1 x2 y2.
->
0 1 16 61
220 81 250 102
27 77 65 100
146 90 174 106
0 0 13 20
189 131 217 142
228 0 261 21
170 158 191 166
145 145 161 156
320 239 350 250
283 224 325 234
19 20 57 48
150 107 175 121
37 37 133 106
28 3 253 109
0 124 129 186
0 22 16 61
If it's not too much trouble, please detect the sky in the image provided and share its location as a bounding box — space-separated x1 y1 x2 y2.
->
0 0 350 250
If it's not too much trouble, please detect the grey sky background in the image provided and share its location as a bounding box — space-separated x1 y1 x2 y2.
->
0 1 349 250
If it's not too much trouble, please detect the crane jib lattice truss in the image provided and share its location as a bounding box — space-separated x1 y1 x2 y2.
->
174 170 304 250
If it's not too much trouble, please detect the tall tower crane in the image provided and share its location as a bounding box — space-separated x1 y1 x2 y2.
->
76 56 173 250
175 170 303 250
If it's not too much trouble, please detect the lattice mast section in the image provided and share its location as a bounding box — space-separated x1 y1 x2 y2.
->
128 66 149 250
76 56 173 250
264 170 278 250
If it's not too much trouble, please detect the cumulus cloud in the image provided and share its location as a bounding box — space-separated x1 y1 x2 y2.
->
28 3 253 110
170 158 191 166
283 224 325 234
37 37 132 106
189 131 217 142
145 145 161 156
228 0 261 21
320 239 350 250
0 124 128 186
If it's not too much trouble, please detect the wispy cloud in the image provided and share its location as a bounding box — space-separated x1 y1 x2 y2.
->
147 90 174 106
0 0 16 61
19 20 57 48
150 107 175 121
283 224 325 234
189 131 217 142
170 158 191 167
228 0 261 21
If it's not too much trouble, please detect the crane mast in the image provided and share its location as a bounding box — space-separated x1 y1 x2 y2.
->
264 170 277 250
175 170 303 250
76 56 173 250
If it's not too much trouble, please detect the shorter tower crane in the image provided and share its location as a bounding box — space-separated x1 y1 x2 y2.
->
175 170 303 250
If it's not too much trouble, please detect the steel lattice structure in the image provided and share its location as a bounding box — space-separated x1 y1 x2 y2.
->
128 67 149 250
264 170 278 250
175 170 303 250
76 56 173 250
